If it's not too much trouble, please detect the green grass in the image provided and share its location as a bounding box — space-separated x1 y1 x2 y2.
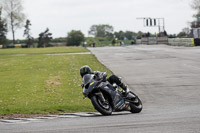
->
0 47 89 55
0 47 112 116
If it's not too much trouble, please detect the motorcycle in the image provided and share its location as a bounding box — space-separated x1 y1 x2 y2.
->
82 74 143 115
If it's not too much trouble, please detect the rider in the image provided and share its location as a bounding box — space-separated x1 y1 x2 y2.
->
80 65 129 95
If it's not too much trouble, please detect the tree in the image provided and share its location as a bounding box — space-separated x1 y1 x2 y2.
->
177 27 191 38
125 31 137 40
114 31 125 40
0 7 7 45
168 34 177 38
182 27 190 36
191 0 200 13
111 38 116 46
114 31 138 40
177 32 187 38
88 24 114 37
38 28 52 48
24 19 33 48
67 30 85 46
137 31 144 39
1 0 25 44
191 0 200 29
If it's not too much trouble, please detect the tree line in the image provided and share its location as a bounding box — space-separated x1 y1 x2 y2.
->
1 0 200 47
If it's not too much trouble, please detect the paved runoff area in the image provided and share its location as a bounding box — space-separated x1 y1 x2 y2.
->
1 44 200 133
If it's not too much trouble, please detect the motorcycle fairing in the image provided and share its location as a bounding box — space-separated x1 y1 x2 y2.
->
98 83 126 111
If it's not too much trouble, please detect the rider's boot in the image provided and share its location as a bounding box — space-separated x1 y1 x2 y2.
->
119 83 130 96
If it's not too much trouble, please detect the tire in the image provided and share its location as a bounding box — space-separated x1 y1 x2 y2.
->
91 95 112 115
129 94 143 113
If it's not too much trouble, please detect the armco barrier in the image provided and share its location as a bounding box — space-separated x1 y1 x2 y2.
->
141 38 148 44
137 38 196 47
148 37 157 44
141 37 168 44
168 38 194 47
157 37 168 44
136 39 141 44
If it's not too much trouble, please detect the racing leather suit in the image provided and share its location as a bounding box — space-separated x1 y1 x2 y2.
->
92 71 128 92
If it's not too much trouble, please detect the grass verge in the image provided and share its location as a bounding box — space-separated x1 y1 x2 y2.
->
0 47 112 117
0 47 89 55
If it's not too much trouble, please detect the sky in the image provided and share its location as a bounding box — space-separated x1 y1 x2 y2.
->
6 0 196 39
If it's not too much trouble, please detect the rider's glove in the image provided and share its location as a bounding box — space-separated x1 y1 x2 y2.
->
102 72 107 81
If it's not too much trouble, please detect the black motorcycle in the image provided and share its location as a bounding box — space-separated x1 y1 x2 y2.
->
82 74 143 115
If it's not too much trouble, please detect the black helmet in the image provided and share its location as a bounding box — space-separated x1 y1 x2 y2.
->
80 65 92 77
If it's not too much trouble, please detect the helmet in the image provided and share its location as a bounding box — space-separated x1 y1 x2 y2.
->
80 65 92 77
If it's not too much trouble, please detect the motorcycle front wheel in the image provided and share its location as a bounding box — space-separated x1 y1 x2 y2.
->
91 95 112 115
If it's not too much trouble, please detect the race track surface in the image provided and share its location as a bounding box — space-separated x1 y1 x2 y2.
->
1 45 200 133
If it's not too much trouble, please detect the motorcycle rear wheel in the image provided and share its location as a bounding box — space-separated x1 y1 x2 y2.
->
91 95 112 115
129 93 143 113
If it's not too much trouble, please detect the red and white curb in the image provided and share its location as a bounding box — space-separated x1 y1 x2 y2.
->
0 112 130 124
0 112 101 124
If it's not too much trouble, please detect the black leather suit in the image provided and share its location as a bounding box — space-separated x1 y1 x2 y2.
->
92 71 127 91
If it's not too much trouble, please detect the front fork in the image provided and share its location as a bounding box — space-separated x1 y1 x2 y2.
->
95 91 107 103
84 91 106 103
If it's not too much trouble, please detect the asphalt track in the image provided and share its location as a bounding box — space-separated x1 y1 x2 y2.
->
1 45 200 133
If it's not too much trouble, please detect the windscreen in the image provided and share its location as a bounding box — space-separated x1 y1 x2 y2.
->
83 74 95 86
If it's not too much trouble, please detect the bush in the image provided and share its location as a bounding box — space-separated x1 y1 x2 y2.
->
66 30 85 46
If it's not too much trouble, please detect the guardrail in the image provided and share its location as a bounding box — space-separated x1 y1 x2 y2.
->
168 38 194 47
140 37 168 44
137 37 198 47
